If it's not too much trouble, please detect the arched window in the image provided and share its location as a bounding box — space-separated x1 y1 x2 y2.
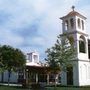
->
77 18 81 29
65 20 68 31
82 20 84 30
79 36 86 53
70 18 74 29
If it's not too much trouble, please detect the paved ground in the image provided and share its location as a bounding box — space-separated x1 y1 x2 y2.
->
0 83 22 86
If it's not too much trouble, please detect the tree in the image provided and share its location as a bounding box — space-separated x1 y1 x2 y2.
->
45 34 75 86
45 34 75 71
0 45 26 84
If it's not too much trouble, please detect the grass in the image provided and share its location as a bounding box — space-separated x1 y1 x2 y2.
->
0 86 29 90
46 86 90 90
0 85 90 90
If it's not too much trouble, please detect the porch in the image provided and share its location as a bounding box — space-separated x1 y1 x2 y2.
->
18 65 61 86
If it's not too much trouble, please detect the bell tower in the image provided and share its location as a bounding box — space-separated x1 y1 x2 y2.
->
61 6 87 34
60 6 90 86
60 6 88 60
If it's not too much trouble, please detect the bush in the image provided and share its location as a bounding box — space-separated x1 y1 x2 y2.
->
31 83 40 89
21 79 28 88
31 83 45 90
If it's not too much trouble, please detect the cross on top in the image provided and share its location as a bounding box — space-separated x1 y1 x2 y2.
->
72 6 75 11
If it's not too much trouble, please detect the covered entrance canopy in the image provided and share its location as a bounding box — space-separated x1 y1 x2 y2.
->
25 65 60 85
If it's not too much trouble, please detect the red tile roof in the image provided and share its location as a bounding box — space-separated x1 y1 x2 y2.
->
60 11 86 20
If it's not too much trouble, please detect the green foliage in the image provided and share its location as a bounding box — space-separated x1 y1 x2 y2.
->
45 34 75 71
0 45 26 71
0 45 26 83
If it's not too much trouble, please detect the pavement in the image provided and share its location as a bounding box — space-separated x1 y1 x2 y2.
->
0 83 22 86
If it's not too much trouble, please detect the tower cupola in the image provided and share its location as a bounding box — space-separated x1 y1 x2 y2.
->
60 6 87 34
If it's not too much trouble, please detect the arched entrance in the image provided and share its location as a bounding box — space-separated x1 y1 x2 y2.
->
67 65 73 85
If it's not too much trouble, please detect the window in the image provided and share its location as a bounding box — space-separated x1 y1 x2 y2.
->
33 55 38 63
82 20 84 30
77 18 81 29
70 18 74 29
27 53 32 62
65 20 68 31
79 36 86 53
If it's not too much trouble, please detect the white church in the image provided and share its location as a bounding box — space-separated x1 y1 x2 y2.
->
60 6 90 86
0 7 90 86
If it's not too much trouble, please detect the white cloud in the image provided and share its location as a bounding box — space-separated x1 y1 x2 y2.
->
0 0 89 60
0 29 23 46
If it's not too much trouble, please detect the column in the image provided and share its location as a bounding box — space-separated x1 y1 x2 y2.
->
26 69 28 84
55 74 59 84
36 73 38 84
47 74 49 85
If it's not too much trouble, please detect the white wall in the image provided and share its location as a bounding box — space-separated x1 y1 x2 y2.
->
61 71 67 85
0 71 18 83
78 61 90 86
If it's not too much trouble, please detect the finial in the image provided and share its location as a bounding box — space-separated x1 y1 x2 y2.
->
72 6 75 11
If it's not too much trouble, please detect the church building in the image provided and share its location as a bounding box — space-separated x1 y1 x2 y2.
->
60 6 90 86
0 6 90 87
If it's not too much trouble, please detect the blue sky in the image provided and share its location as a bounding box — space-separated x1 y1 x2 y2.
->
0 0 90 61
